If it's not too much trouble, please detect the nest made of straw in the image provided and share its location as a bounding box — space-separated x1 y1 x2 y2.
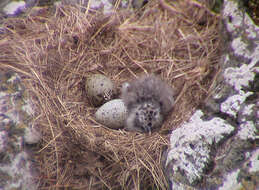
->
0 0 221 189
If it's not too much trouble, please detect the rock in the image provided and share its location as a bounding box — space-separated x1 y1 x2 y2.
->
2 1 26 16
165 0 259 189
220 91 253 118
24 126 41 145
61 0 114 14
0 131 8 153
95 99 127 129
0 151 38 190
165 110 235 185
85 74 115 107
0 71 38 190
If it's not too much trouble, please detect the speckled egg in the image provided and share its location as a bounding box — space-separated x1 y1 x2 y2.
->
85 74 115 106
95 99 127 129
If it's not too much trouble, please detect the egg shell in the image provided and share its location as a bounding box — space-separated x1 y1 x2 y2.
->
95 99 127 129
85 74 114 106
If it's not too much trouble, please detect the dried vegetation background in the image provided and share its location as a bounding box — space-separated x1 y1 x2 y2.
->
0 0 220 189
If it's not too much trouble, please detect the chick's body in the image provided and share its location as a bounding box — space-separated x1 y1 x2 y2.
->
122 75 174 133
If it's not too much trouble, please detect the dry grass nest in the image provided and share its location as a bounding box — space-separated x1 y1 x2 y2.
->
0 0 221 189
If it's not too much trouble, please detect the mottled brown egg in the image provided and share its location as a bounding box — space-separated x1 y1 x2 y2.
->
85 74 115 107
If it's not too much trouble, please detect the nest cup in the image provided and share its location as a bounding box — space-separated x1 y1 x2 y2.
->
0 0 221 189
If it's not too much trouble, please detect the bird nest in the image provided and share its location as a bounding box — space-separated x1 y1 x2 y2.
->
0 0 220 189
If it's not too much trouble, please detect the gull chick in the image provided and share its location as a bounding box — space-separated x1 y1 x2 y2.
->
121 75 174 133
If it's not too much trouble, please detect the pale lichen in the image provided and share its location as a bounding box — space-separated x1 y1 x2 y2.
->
166 110 234 184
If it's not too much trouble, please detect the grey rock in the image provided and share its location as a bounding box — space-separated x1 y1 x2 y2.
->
223 65 256 92
246 149 259 173
165 0 259 189
0 131 8 153
220 91 253 118
0 71 38 190
237 121 257 141
24 126 41 144
0 151 38 190
165 110 235 185
61 0 114 14
238 103 257 123
2 1 26 16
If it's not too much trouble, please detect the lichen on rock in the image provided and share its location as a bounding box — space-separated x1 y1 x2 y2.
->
165 110 235 185
0 70 39 190
165 0 259 189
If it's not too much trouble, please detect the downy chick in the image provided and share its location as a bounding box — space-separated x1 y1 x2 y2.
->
121 75 174 133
